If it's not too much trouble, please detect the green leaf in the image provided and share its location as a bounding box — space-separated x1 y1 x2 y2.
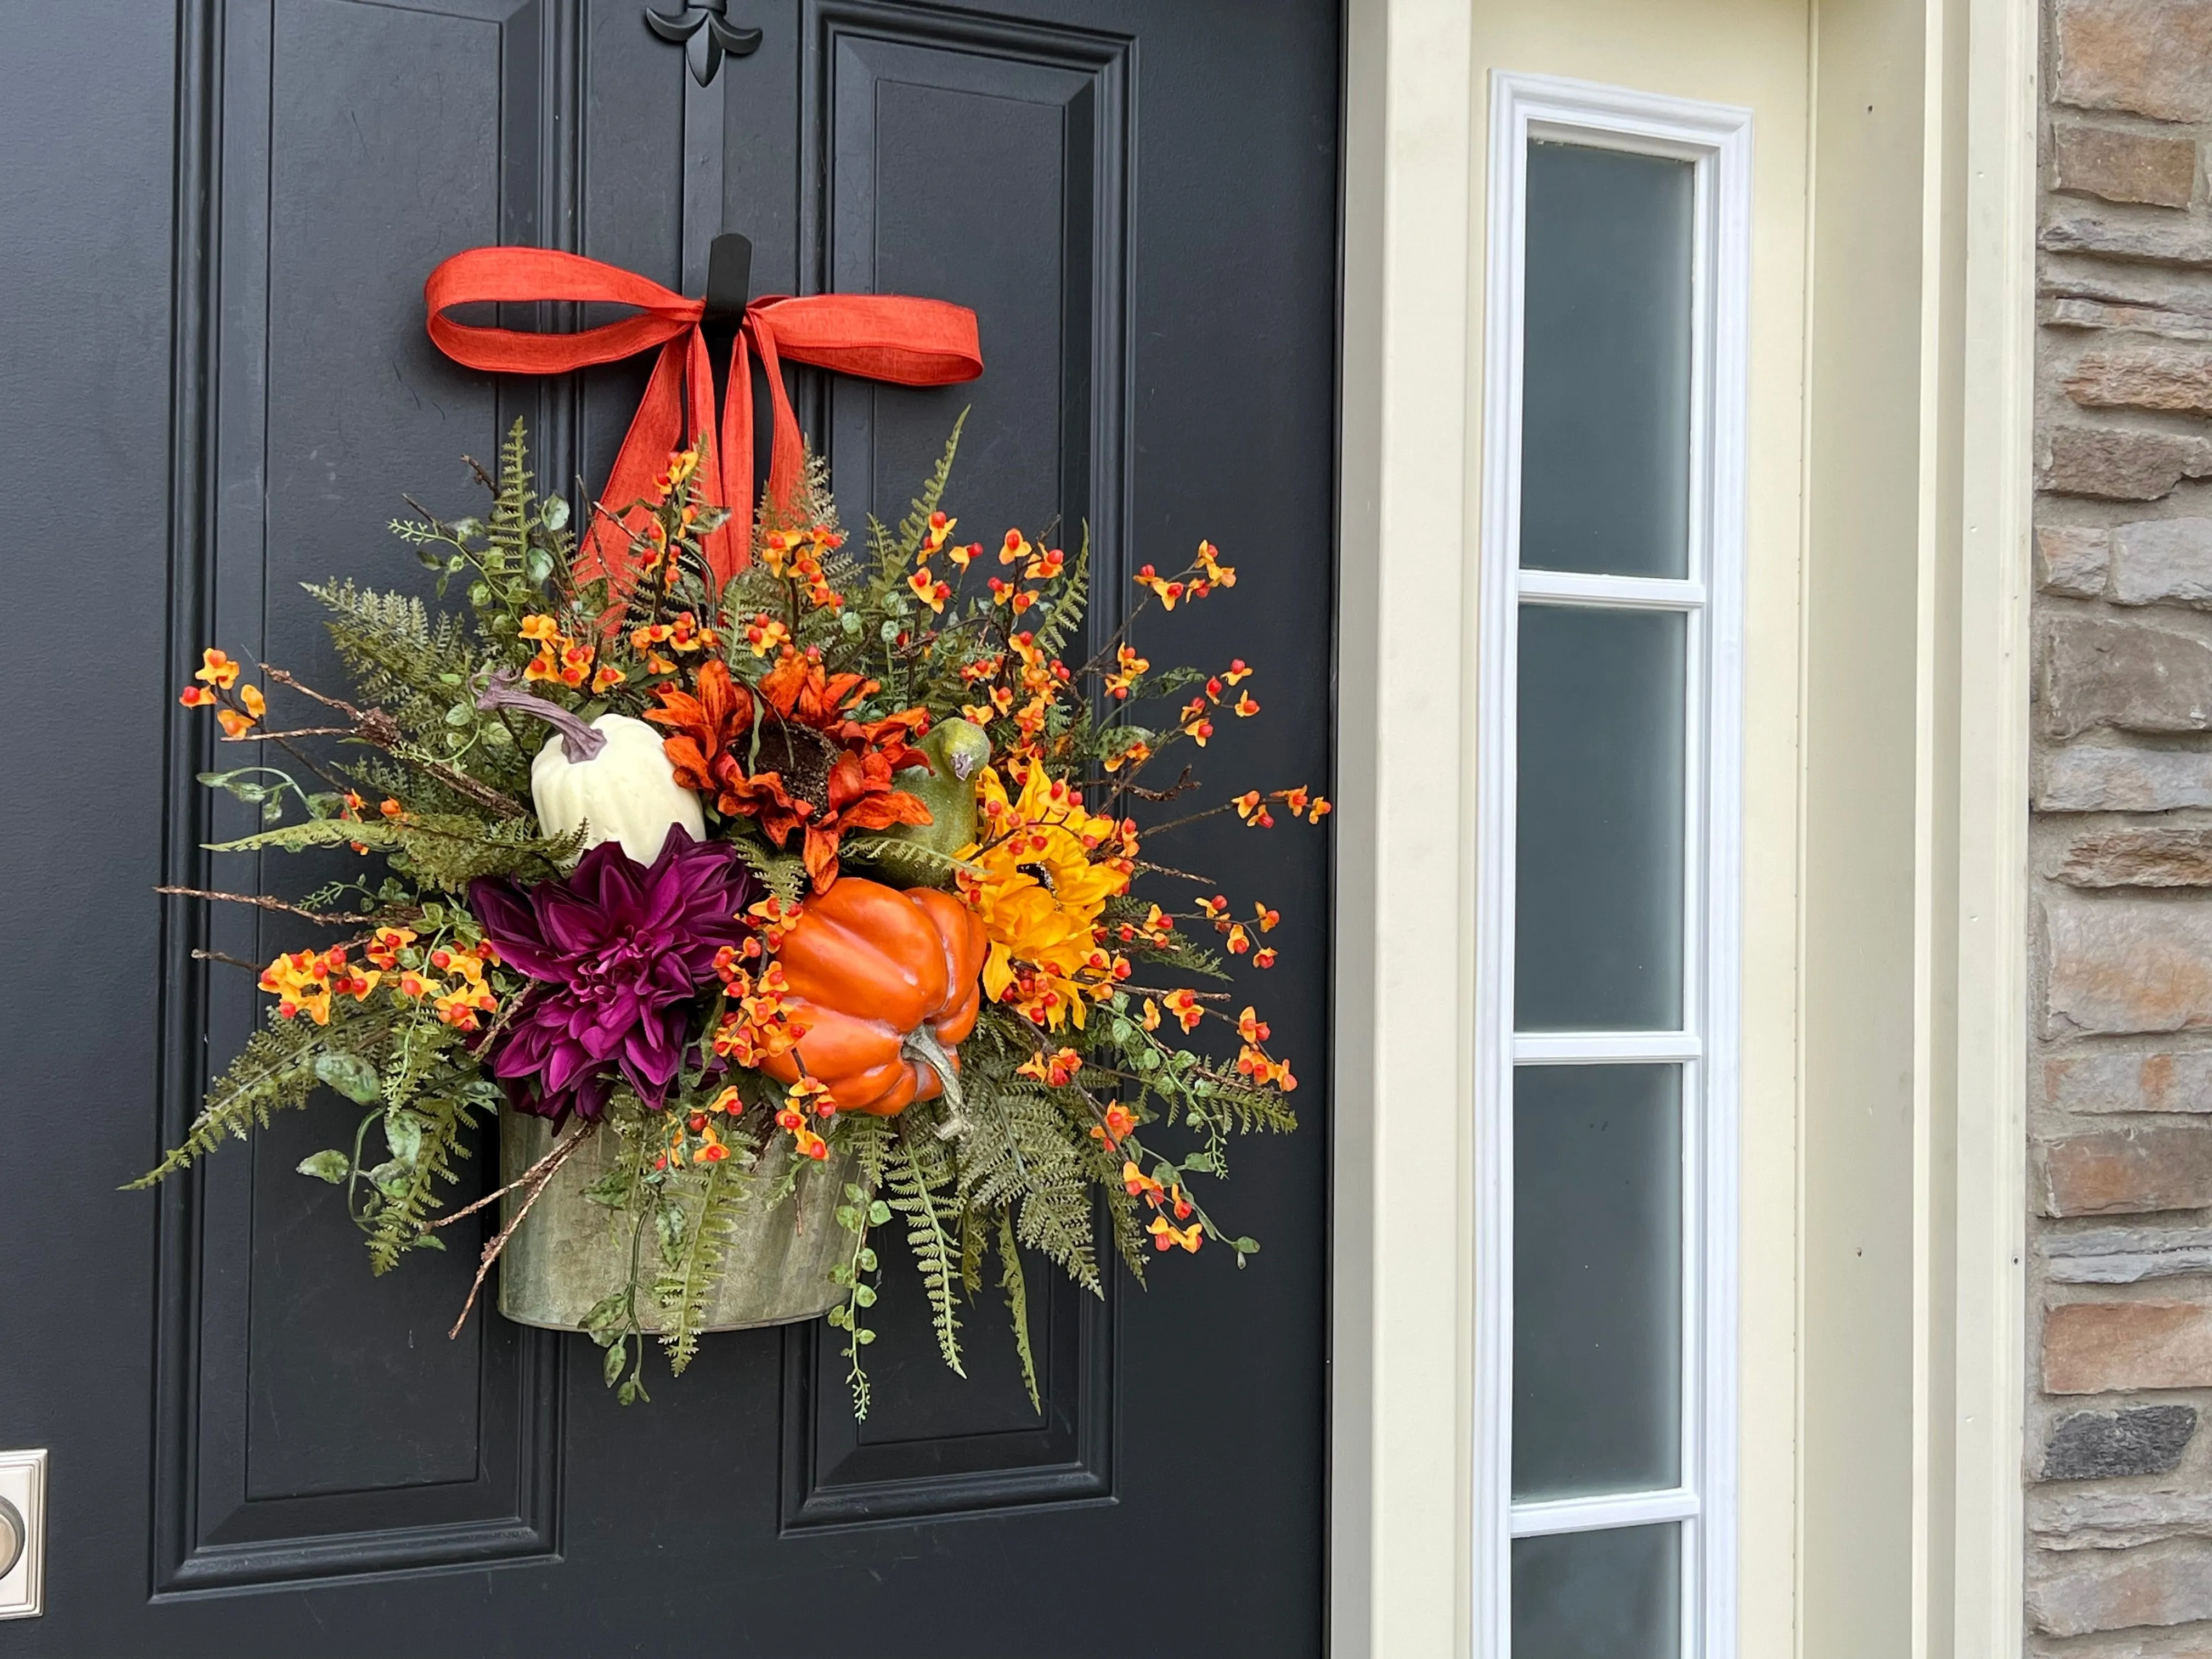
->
655 1201 689 1263
313 1051 382 1104
581 1290 629 1338
366 1159 411 1197
603 1341 627 1386
382 1110 425 1166
296 1150 351 1184
867 1199 891 1225
582 1167 633 1210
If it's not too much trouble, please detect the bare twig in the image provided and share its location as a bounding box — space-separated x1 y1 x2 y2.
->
426 1119 580 1232
1131 858 1213 885
446 1126 594 1339
191 949 264 970
222 726 358 742
401 753 529 820
157 885 354 925
259 665 527 820
1123 768 1197 803
259 665 366 718
1124 984 1232 1003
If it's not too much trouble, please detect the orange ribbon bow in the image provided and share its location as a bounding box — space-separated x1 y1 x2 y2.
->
424 246 983 584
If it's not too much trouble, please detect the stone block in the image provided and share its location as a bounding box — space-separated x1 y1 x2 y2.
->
2040 1404 2200 1480
2030 1538 2212 1636
2046 896 2212 1034
2047 294 2212 341
2054 121 2200 206
2048 1224 2212 1282
2044 524 2115 596
2034 1485 2212 1550
2059 826 2212 886
2116 518 2212 606
2045 1300 2212 1393
2041 425 2212 500
2026 1630 2212 1658
2038 1125 2212 1214
2047 1048 2212 1113
2055 0 2212 121
2072 346 2212 417
2041 617 2212 738
2037 743 2212 811
2048 264 2212 320
2044 212 2212 266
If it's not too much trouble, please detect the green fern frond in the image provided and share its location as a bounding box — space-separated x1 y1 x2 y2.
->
887 411 966 573
839 836 982 886
1014 1176 1101 1294
210 814 578 891
727 837 808 907
1026 529 1089 664
304 580 479 743
364 1083 480 1273
485 419 535 583
997 1212 1041 1413
129 1001 399 1187
886 1127 964 1375
654 1156 743 1373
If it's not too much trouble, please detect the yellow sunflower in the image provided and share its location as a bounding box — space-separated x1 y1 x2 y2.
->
958 761 1133 1029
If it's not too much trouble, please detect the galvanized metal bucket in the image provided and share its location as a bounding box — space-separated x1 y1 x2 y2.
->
496 1110 854 1333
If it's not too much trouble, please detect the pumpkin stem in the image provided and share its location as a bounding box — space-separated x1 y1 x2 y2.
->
902 1028 969 1140
475 669 607 763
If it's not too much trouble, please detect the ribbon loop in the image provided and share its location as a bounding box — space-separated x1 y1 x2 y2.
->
422 246 982 584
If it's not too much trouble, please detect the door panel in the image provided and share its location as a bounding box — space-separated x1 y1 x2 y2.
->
159 0 563 1594
1 1 1338 1652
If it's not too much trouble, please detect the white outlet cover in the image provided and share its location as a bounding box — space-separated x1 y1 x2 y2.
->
0 1449 46 1619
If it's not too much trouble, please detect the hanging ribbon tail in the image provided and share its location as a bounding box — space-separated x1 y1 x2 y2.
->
423 246 984 595
747 314 802 516
575 334 694 586
717 328 754 586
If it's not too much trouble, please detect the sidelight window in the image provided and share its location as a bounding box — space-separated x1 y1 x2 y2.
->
1474 76 1751 1659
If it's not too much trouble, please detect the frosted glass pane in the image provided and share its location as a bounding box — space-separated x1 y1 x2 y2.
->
1520 142 1693 578
1513 1064 1682 1499
1515 605 1685 1032
1513 1524 1681 1659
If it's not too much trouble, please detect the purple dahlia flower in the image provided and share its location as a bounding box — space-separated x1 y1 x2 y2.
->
467 827 759 1123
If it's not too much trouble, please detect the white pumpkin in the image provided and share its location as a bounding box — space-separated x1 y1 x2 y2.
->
528 713 704 866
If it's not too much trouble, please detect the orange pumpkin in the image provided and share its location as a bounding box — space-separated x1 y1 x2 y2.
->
760 877 989 1116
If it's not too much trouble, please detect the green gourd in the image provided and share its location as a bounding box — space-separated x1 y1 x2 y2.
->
887 718 991 861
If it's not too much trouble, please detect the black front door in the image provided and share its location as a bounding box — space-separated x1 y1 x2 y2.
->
1 2 1339 1654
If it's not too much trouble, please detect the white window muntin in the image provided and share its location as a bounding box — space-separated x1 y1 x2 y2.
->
1473 72 1750 1659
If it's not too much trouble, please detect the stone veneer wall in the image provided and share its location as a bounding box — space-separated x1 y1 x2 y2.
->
2030 0 2212 1648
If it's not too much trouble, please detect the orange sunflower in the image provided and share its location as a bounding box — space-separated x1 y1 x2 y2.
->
647 651 932 889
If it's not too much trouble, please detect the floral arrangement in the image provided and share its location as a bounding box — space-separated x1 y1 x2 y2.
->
140 420 1324 1410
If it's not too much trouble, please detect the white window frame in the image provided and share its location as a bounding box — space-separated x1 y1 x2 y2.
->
1471 72 1752 1659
